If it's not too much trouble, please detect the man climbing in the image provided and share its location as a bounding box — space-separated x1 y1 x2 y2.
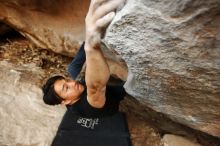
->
42 0 126 117
42 1 132 145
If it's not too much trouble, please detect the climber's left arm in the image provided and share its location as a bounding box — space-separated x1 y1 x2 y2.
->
67 42 86 79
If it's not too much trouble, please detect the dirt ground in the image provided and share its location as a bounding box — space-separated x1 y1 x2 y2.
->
0 37 71 78
0 36 163 146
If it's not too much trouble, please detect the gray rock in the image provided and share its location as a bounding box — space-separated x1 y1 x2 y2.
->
0 61 66 146
104 0 220 137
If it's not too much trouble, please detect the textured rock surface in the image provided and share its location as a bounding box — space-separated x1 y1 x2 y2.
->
104 0 220 137
0 0 89 56
0 61 66 146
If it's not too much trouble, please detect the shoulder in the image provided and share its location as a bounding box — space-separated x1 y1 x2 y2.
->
70 89 105 117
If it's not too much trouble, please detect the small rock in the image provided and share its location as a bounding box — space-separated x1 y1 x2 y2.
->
162 134 201 146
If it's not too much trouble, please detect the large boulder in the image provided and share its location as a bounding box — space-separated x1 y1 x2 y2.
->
104 0 220 138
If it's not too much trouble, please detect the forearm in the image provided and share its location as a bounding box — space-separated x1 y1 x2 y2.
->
83 0 125 108
85 43 110 90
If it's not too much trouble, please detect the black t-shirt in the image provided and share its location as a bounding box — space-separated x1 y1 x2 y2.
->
66 83 126 118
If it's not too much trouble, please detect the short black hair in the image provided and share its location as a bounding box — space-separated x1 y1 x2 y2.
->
42 75 65 105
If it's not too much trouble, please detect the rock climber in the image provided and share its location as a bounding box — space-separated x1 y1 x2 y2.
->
42 0 127 118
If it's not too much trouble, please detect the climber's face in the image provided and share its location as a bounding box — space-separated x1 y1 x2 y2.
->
54 78 84 105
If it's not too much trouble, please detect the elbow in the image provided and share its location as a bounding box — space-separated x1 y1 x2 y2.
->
86 79 107 91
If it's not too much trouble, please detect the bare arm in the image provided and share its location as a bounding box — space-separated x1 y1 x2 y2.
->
84 0 125 108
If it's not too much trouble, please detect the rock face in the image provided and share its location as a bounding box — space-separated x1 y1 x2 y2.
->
0 0 89 56
104 0 220 137
0 61 66 146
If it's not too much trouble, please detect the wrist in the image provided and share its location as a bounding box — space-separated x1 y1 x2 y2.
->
84 41 93 51
85 39 101 51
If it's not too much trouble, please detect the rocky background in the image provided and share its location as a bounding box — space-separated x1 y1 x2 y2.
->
0 0 220 146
